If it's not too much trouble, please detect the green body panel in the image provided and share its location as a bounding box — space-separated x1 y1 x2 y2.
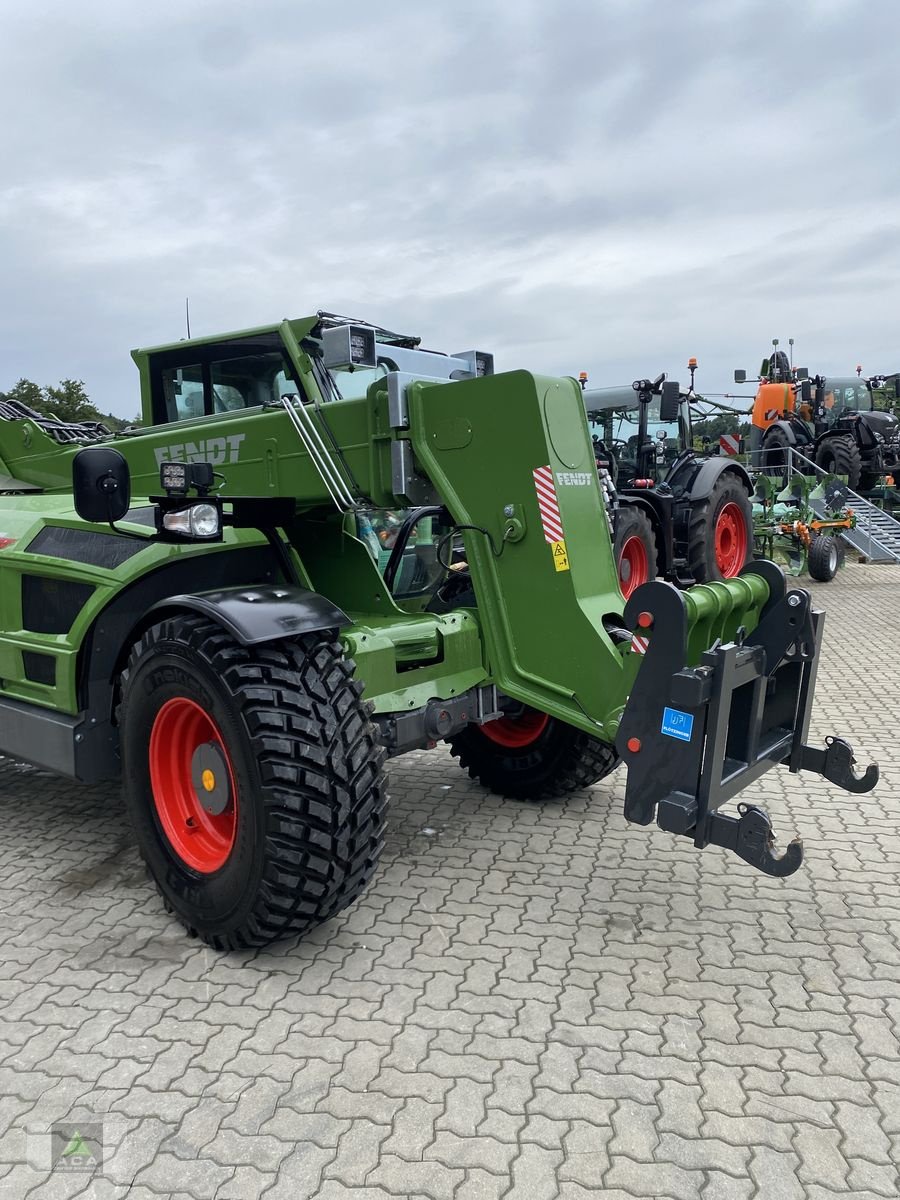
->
0 315 775 745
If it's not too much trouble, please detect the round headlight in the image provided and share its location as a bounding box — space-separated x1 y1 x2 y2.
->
190 503 220 538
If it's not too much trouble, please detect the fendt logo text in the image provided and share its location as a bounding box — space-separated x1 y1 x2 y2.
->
154 435 245 468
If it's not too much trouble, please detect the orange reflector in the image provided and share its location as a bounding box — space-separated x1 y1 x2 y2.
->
637 612 653 629
627 737 641 753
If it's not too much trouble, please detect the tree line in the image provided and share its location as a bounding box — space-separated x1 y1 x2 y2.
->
0 378 138 431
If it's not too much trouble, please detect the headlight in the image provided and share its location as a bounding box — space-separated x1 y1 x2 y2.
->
162 502 221 539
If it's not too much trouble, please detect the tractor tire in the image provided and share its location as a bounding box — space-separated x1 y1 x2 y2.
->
614 506 656 599
815 435 862 490
807 535 842 582
118 614 386 949
687 475 753 584
761 426 794 483
448 709 619 802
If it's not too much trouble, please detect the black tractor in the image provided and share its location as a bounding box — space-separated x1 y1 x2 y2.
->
583 370 753 597
740 344 900 492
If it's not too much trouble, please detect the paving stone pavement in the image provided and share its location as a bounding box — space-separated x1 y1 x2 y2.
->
0 561 898 1200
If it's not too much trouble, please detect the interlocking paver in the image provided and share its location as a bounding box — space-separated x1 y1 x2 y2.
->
0 562 899 1197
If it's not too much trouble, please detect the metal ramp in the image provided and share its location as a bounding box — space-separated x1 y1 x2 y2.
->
781 447 900 564
810 490 900 563
758 446 900 566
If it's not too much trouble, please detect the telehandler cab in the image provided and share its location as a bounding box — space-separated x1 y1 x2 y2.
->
0 313 877 947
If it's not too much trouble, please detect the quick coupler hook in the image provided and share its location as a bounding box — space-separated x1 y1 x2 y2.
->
797 737 879 794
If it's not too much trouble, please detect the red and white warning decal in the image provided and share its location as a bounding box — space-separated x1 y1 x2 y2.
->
630 634 650 655
532 465 564 543
719 433 741 456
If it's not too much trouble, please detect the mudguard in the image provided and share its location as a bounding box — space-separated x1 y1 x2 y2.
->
668 454 753 501
146 584 351 646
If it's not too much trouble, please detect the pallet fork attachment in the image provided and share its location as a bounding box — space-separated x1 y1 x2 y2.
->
615 560 878 877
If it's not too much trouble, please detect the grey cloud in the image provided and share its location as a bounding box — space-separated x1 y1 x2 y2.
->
2 0 900 415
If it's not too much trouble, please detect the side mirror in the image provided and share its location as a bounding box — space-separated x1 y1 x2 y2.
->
73 447 131 524
801 380 813 403
795 367 809 381
733 369 747 384
659 380 681 422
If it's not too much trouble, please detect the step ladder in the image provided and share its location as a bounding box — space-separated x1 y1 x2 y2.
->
809 491 900 563
780 447 900 564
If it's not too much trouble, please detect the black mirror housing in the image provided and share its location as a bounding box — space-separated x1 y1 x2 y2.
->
73 447 131 524
734 369 747 384
795 367 809 381
659 381 681 422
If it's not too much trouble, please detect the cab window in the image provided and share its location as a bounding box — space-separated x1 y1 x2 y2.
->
161 364 205 423
210 352 293 412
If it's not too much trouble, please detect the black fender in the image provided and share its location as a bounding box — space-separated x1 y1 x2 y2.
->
73 545 348 782
669 454 753 502
146 584 350 646
764 418 810 449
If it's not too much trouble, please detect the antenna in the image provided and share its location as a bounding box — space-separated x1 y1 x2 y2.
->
185 298 192 340
789 337 794 370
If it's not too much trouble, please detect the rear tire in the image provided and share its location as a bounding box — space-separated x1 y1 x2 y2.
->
687 475 753 583
815 435 862 490
761 426 793 483
807 535 842 582
614 506 657 598
448 710 620 801
118 615 386 949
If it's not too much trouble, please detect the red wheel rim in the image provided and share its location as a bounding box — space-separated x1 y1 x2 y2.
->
148 697 238 874
482 708 550 748
618 535 649 599
714 501 749 577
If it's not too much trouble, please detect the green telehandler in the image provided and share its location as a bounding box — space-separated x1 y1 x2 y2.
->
0 312 878 948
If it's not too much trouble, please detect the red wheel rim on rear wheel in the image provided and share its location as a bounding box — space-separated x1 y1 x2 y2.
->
714 502 749 578
148 697 238 873
482 708 550 748
618 535 649 599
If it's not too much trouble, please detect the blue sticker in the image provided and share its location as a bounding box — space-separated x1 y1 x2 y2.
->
661 707 694 742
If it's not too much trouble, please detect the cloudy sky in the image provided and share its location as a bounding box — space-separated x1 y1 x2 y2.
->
1 0 899 417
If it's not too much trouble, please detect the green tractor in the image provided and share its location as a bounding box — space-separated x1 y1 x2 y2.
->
0 313 877 947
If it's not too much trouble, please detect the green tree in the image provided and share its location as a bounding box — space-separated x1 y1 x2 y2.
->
42 379 102 424
1 378 45 410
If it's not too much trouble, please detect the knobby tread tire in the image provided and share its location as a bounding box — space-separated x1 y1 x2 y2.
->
686 474 753 584
448 718 620 802
117 615 386 949
815 434 862 490
614 506 657 591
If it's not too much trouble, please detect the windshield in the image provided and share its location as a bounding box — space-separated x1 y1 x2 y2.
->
588 398 681 484
822 379 873 417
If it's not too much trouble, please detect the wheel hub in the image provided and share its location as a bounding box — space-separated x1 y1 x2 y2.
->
714 502 748 578
191 741 231 816
148 697 238 874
